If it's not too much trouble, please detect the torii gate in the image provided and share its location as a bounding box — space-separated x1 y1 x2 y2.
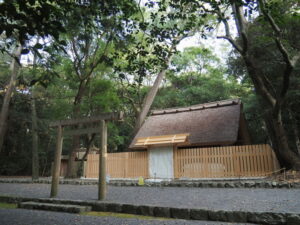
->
49 112 123 200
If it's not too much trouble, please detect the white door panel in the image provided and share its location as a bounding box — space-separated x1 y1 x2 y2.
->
149 146 173 179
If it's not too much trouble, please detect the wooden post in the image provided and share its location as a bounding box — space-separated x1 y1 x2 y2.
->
98 120 107 200
50 125 64 198
48 112 123 199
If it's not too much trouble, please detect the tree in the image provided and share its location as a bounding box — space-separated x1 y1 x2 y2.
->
133 38 179 135
0 0 75 51
0 0 80 154
116 0 214 136
210 0 300 169
56 1 138 178
0 44 22 153
30 46 40 180
153 46 250 109
0 81 33 176
0 0 139 176
226 5 300 153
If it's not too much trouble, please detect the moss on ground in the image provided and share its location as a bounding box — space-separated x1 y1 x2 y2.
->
0 202 17 209
81 211 169 220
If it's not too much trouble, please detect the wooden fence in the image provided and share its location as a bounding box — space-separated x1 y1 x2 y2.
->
85 144 280 179
174 144 280 178
86 151 148 178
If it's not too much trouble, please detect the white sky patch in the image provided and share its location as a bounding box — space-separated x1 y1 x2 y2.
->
177 13 238 66
178 34 233 66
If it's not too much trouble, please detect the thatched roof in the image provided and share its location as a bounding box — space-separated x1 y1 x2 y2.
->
130 99 242 149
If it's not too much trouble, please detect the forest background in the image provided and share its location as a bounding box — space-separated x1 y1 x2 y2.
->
0 0 299 178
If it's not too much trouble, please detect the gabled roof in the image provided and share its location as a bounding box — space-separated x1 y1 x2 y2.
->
130 99 242 149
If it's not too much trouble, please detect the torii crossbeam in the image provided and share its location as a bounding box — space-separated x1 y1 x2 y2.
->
49 112 123 200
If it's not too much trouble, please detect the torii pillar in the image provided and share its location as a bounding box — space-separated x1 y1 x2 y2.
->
49 112 123 200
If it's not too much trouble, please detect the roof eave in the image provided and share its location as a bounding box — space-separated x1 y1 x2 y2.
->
129 140 237 150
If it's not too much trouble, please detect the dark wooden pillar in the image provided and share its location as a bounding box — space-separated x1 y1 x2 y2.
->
50 125 63 198
98 120 107 200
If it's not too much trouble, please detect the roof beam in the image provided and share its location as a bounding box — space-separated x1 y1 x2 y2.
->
64 127 101 136
134 133 189 147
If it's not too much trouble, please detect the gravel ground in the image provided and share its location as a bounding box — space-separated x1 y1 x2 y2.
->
0 183 300 213
0 209 255 225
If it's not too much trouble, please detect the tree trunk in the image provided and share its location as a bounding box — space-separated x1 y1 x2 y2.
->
133 55 173 135
271 110 300 169
31 87 39 180
66 80 88 178
288 110 300 155
0 44 22 153
77 134 95 177
66 103 81 178
245 58 300 170
31 40 40 180
220 0 300 170
133 69 167 134
66 137 79 178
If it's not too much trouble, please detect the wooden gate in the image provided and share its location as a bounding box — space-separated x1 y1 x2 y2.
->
86 151 148 178
174 144 280 178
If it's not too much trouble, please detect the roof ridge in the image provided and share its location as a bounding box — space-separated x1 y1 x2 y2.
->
151 99 240 116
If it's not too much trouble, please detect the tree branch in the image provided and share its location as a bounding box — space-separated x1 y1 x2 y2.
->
243 57 276 107
231 1 248 54
215 2 243 54
80 133 96 162
71 38 84 79
217 35 243 53
258 0 281 35
90 32 106 68
258 0 296 101
261 73 277 98
84 32 113 80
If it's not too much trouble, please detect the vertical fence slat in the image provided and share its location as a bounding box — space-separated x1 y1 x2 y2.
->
246 145 251 176
252 145 256 176
204 147 208 178
259 145 263 175
244 145 249 176
264 145 269 176
253 145 259 176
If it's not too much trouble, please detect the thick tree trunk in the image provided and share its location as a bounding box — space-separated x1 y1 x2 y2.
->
0 45 22 153
219 0 300 170
31 41 40 180
77 134 95 177
31 88 39 180
133 54 173 135
271 110 300 169
288 110 300 155
133 69 167 134
245 59 300 170
65 104 81 178
66 136 79 178
66 80 88 178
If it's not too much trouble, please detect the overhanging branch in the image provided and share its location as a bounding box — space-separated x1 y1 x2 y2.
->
215 2 244 54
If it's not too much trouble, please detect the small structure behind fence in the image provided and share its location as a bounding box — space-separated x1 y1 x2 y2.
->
174 144 280 178
86 151 148 178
